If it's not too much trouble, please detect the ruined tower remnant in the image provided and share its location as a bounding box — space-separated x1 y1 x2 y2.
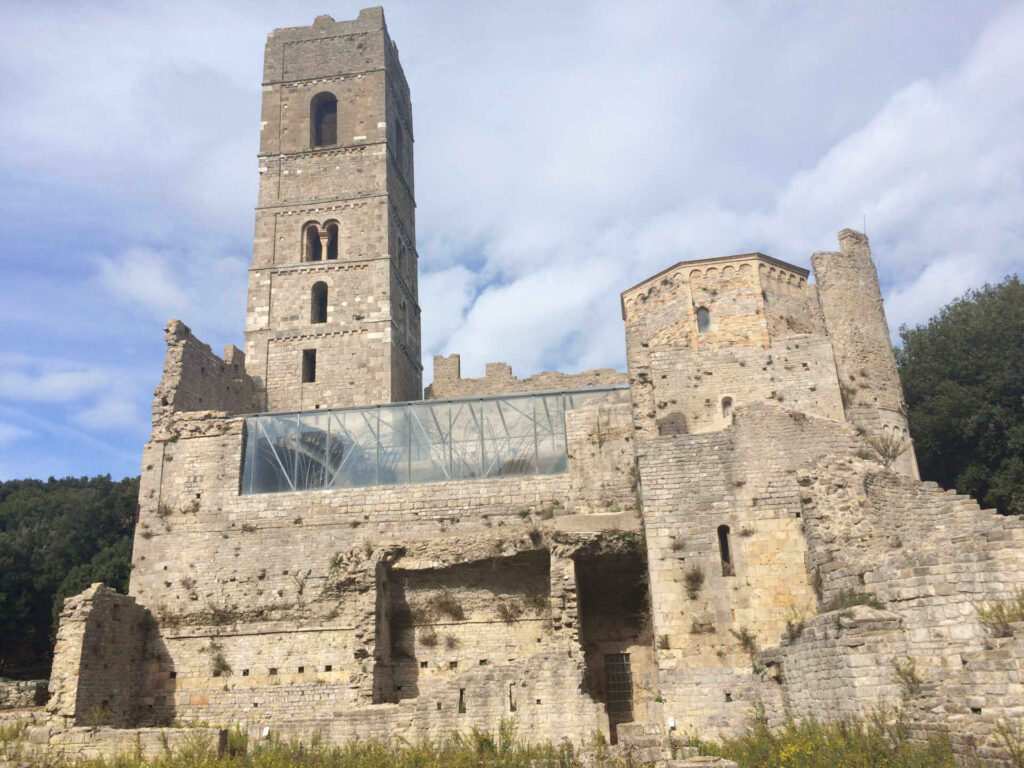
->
25 8 1024 766
244 8 421 411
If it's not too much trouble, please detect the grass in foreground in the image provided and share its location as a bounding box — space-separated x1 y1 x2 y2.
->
693 711 966 768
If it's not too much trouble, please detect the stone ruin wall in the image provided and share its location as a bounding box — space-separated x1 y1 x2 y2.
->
152 320 259 429
109 349 642 744
425 353 627 400
46 586 150 729
751 453 1024 765
638 404 867 738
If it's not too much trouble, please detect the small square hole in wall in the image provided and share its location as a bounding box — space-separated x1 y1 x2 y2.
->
298 666 304 674
479 659 488 666
169 671 176 679
420 661 428 669
242 669 249 677
253 703 258 708
324 665 332 672
436 702 442 710
725 692 732 702
449 661 458 669
269 668 278 676
971 707 982 715
535 699 541 705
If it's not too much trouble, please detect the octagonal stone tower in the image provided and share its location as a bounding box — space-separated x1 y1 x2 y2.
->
243 8 422 412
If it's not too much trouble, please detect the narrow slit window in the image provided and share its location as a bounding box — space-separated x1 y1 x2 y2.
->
718 525 734 577
311 92 337 147
311 282 328 324
458 688 466 714
304 224 322 262
301 349 317 383
721 397 733 419
325 222 338 260
697 306 710 333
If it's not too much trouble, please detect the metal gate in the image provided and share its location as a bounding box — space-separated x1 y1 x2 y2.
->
603 652 634 718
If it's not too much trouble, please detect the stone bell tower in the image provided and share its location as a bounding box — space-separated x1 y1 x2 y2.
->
243 7 422 412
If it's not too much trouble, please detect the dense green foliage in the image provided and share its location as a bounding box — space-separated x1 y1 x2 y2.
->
896 276 1024 515
0 475 137 678
695 714 965 768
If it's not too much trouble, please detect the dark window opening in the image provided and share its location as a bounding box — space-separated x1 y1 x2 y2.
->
325 222 338 260
311 282 328 324
458 688 466 714
301 349 316 383
509 683 517 713
722 397 733 419
324 665 332 672
311 92 337 147
718 525 734 577
268 668 278 676
697 306 711 333
304 225 322 262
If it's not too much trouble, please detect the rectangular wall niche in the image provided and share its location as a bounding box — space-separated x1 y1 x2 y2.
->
575 550 651 744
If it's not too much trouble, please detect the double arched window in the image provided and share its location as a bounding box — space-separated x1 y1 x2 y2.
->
310 92 337 147
302 221 339 263
311 282 328 324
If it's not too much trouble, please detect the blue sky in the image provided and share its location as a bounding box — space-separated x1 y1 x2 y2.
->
1 0 1022 481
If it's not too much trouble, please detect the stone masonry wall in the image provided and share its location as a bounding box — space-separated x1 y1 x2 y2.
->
811 230 905 415
638 404 865 738
0 679 46 711
750 454 1024 765
647 336 844 436
621 254 828 440
122 387 638 737
152 320 259 427
425 354 627 399
47 585 152 728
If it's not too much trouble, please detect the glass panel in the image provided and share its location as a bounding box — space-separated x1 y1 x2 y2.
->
294 412 330 491
325 408 379 488
409 401 452 483
378 406 411 486
479 397 537 478
449 400 484 480
250 414 299 493
239 387 628 494
535 394 567 474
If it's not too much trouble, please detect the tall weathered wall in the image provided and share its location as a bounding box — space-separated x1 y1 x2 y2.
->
152 321 259 428
811 230 904 416
425 354 627 399
638 404 864 737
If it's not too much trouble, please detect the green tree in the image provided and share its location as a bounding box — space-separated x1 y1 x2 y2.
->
0 475 138 678
896 276 1024 515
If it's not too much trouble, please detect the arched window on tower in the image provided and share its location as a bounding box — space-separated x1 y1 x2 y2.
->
325 222 339 260
721 397 733 420
304 224 322 262
310 92 338 147
696 307 710 334
311 282 328 324
717 525 734 577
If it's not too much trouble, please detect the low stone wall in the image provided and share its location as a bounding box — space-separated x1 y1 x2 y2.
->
0 679 46 710
426 354 627 399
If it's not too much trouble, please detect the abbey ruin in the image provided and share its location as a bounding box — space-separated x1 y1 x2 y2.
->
4 7 1024 766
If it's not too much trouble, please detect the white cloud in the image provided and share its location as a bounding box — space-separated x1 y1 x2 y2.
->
97 249 191 320
0 422 30 445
